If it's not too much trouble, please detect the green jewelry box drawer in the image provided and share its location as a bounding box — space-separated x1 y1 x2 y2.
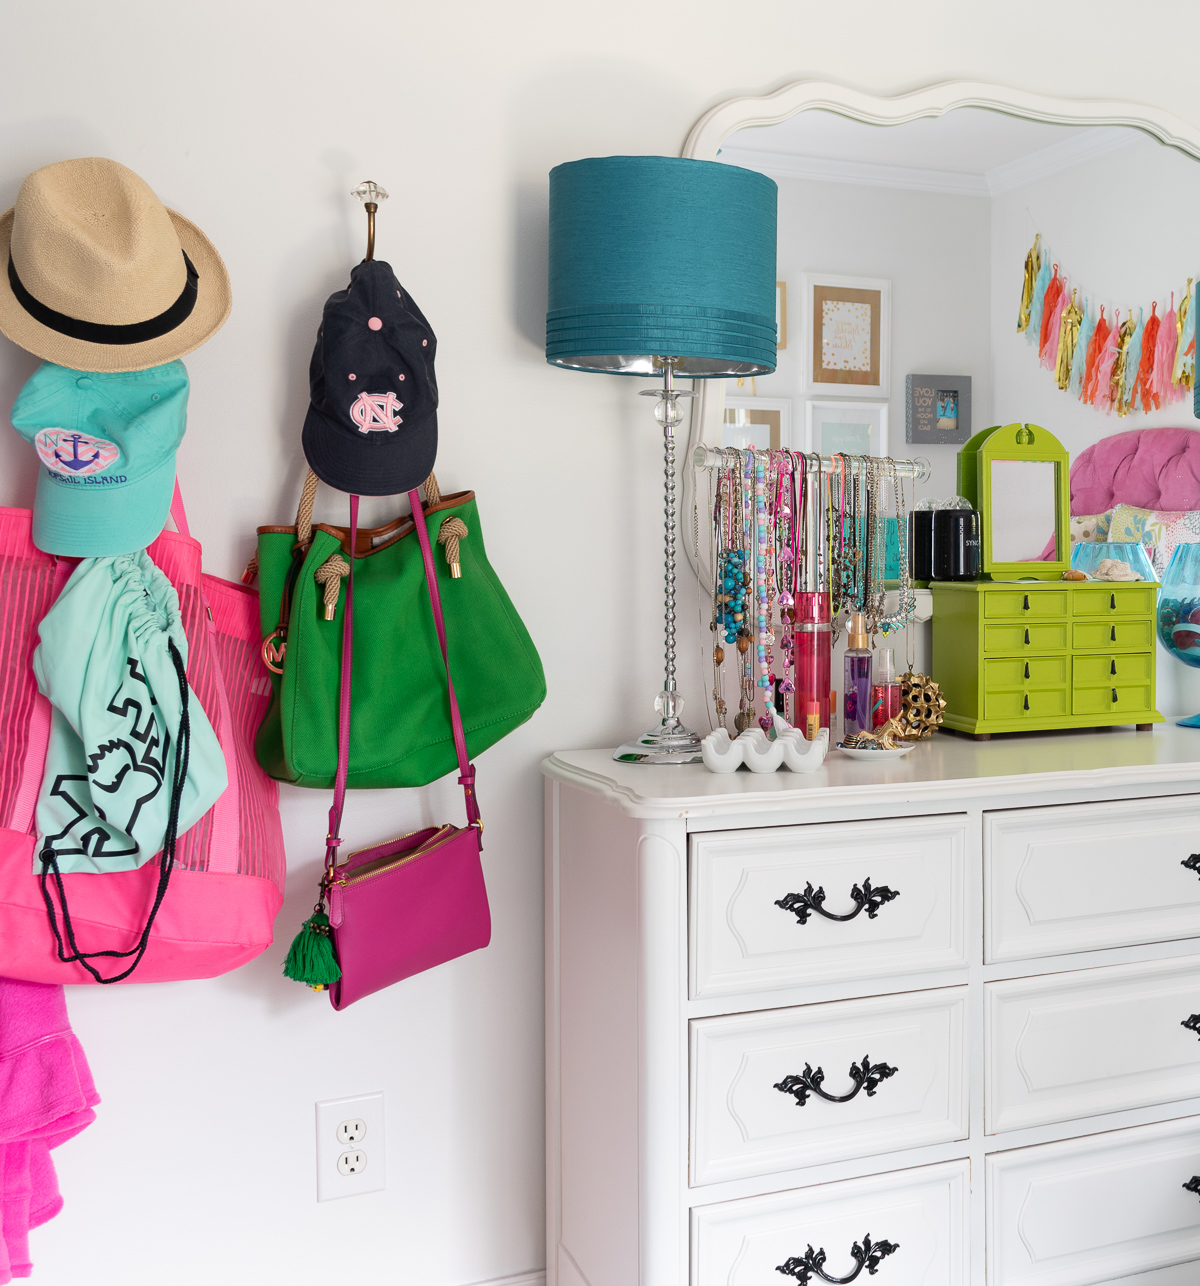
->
1073 652 1154 686
985 656 1068 689
984 623 1068 653
1072 620 1154 651
984 590 1069 620
984 687 1069 721
1072 683 1155 716
1072 586 1157 617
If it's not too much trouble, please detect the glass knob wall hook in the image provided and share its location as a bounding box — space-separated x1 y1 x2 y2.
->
351 181 390 261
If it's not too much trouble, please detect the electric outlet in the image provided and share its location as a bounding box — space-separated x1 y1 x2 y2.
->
337 1118 367 1145
316 1092 384 1201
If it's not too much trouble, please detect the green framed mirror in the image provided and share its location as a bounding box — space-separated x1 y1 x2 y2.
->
958 422 1070 581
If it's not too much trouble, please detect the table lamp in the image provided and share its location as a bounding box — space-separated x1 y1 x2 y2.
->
546 156 777 763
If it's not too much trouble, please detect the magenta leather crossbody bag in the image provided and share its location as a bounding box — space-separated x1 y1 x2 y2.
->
321 489 490 1010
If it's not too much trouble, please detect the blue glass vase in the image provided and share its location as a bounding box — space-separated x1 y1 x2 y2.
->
1157 543 1200 727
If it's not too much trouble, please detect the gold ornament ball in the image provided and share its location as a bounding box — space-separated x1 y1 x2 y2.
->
714 646 725 664
737 636 750 654
897 671 947 740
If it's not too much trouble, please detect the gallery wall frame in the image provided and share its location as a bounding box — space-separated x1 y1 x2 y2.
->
799 272 891 397
804 398 889 457
722 396 793 450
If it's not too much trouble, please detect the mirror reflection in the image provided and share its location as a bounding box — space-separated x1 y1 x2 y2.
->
713 107 1200 501
989 459 1058 562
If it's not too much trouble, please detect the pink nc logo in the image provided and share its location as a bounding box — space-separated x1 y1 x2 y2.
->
349 391 404 433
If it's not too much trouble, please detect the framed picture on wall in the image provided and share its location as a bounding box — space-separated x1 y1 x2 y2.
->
722 397 792 450
776 281 787 350
905 373 972 445
800 272 890 397
804 399 889 457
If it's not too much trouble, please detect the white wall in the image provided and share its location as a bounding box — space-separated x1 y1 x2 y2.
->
1 3 1198 1284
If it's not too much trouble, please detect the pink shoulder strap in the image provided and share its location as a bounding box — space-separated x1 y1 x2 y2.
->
324 489 480 872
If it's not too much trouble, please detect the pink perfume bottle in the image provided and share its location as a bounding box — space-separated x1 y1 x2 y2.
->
871 646 902 729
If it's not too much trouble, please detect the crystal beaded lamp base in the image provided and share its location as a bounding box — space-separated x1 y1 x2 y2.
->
614 689 704 764
613 720 704 764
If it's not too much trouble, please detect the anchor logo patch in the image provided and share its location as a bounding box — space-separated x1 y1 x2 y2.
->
349 391 404 434
35 429 120 477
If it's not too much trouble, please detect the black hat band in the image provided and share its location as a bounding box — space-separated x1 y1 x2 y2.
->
8 250 199 345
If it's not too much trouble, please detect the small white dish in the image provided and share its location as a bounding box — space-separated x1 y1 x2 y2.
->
837 741 916 761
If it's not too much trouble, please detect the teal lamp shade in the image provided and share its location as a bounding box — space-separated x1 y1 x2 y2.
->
546 156 777 377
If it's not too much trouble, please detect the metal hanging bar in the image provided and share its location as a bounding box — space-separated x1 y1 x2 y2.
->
692 447 931 482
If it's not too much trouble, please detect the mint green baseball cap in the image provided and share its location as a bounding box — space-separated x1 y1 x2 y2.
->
11 360 188 556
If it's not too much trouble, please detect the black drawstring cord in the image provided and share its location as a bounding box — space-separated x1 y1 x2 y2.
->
39 638 192 984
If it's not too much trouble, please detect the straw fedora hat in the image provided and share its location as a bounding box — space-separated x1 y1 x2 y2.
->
0 157 231 372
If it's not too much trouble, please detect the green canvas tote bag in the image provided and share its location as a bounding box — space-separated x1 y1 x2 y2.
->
254 472 545 789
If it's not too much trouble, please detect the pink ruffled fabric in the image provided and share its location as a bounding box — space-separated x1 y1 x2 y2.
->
0 979 98 1281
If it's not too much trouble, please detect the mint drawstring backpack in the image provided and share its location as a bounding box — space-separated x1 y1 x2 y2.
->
31 551 227 981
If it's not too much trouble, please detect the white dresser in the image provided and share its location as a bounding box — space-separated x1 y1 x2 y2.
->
543 729 1200 1286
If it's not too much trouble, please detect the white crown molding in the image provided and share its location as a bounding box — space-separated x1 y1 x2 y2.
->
717 144 990 196
679 79 1200 585
984 125 1139 194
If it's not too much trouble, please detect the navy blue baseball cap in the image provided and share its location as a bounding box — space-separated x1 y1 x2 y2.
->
301 260 437 497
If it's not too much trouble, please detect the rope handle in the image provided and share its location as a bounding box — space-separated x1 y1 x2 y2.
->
295 469 442 547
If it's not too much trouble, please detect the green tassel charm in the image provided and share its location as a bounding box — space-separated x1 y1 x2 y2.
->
283 908 342 990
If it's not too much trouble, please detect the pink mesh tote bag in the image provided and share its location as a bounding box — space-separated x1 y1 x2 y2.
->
0 485 286 984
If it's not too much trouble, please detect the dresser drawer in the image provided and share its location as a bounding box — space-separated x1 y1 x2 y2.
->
986 1117 1200 1286
1072 650 1153 684
1071 680 1155 717
984 589 1069 620
984 622 1068 652
690 816 967 999
985 956 1200 1133
1072 584 1157 616
984 686 1068 721
1073 618 1155 650
691 987 968 1184
984 656 1068 689
984 796 1200 962
694 1159 969 1286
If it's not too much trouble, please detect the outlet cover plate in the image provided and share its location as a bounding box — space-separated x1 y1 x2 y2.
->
316 1092 385 1201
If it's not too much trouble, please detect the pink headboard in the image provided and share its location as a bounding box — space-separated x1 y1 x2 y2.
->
1070 427 1200 514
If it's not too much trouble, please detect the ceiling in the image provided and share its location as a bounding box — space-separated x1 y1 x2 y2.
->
718 107 1144 196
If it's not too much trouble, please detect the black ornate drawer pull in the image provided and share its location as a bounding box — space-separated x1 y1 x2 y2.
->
1023 693 1030 711
1111 624 1117 642
1183 854 1200 877
1024 627 1030 644
1112 688 1118 703
775 879 899 925
1024 661 1030 679
1111 658 1117 675
1183 1014 1200 1039
1111 592 1117 610
1023 594 1030 610
1186 1176 1200 1199
777 1234 899 1285
775 1056 898 1106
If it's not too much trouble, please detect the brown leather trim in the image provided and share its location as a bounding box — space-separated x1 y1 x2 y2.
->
260 490 476 557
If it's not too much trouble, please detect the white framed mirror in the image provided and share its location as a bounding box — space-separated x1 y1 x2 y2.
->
679 80 1200 583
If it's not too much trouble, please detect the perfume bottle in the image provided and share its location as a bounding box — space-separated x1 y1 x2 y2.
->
842 613 873 738
871 646 902 729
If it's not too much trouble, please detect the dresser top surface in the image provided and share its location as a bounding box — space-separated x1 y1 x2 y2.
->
543 726 1200 819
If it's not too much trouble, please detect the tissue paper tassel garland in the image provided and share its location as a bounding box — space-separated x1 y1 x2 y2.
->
1017 234 1196 415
